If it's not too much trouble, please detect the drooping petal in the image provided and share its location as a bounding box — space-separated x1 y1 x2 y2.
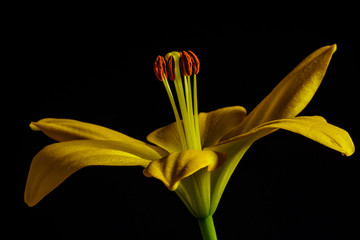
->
147 106 247 152
143 150 227 191
229 45 337 136
218 116 355 157
25 140 167 207
30 118 143 143
207 115 354 215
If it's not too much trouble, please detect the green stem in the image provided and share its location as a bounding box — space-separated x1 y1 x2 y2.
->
198 215 217 240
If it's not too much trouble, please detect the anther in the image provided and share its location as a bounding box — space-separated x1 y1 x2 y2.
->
187 50 200 74
167 55 176 81
153 56 167 81
179 51 193 76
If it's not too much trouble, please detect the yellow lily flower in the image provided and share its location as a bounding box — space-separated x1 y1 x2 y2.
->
25 44 354 240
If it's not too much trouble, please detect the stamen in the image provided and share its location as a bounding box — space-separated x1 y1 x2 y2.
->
153 56 167 81
179 51 193 76
154 50 202 151
167 55 176 81
187 50 200 75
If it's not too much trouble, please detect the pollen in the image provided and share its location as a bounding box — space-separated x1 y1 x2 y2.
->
153 56 167 81
179 51 193 76
188 50 200 75
167 55 176 81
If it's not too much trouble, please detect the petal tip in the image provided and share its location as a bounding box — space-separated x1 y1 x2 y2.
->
344 142 355 157
24 199 36 207
319 44 337 62
207 151 227 171
143 168 178 191
29 122 40 131
24 188 38 207
142 168 152 178
330 43 337 52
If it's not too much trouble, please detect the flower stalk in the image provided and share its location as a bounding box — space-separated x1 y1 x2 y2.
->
198 215 217 240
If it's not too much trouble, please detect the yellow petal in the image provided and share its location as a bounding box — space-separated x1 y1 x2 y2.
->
147 106 247 152
143 150 226 191
146 121 183 153
232 45 337 135
208 116 354 213
219 116 355 157
30 118 143 143
199 106 247 148
25 140 166 207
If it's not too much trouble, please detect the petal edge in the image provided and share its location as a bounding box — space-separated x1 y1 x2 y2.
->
24 140 164 207
218 116 355 157
231 45 337 136
30 118 143 143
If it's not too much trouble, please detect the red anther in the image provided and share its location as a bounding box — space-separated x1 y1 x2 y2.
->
153 55 167 81
179 51 193 76
167 55 176 81
187 50 200 74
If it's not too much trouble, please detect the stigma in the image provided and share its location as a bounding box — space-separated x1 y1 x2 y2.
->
153 51 201 151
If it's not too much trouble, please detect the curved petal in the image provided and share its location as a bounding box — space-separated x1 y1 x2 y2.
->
147 106 247 152
207 115 354 214
199 106 247 148
146 121 183 153
230 45 337 136
30 118 143 143
217 116 355 157
25 140 167 207
143 150 226 191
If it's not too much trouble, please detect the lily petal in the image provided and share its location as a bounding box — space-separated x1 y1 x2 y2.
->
146 121 183 153
199 106 247 148
147 106 247 152
230 45 337 136
219 116 355 157
25 140 166 207
208 116 354 214
30 118 143 143
143 150 226 191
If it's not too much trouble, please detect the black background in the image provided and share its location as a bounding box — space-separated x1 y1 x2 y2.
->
14 6 359 240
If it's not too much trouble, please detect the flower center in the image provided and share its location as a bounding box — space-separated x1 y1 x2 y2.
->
153 51 201 151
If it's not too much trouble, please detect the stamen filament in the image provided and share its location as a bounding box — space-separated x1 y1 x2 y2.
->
185 75 202 150
174 75 194 149
163 78 188 150
193 74 201 148
184 76 194 148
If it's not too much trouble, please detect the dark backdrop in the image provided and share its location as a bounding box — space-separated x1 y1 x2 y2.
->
15 7 359 240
